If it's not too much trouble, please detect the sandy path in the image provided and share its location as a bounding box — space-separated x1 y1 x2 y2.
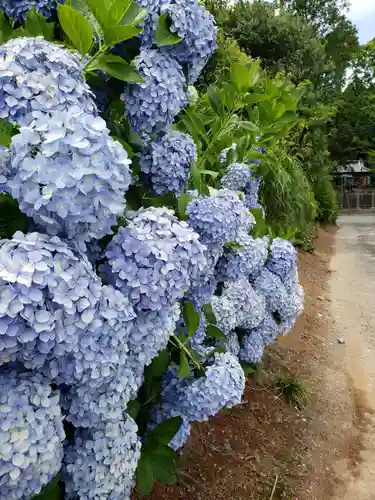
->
320 215 375 499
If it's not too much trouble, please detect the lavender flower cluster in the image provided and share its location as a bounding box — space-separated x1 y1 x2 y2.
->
0 0 60 21
0 0 304 496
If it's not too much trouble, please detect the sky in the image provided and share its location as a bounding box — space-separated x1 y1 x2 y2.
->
348 0 375 44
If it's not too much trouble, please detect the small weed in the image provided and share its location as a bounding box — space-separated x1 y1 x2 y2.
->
275 375 309 409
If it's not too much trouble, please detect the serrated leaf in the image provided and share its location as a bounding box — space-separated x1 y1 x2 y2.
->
126 399 140 419
147 416 183 445
0 118 18 148
58 4 93 56
24 8 54 40
150 348 170 377
183 301 200 337
88 53 143 82
137 455 154 497
121 2 148 25
178 351 192 379
155 13 181 47
104 24 142 44
206 324 227 341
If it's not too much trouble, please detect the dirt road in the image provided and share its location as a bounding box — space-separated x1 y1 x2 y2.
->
316 214 375 500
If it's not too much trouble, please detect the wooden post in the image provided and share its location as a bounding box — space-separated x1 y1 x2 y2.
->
357 191 360 210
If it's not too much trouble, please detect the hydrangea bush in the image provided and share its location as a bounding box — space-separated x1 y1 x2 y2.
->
0 1 304 499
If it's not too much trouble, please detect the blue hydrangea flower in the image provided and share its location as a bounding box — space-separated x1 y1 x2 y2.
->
219 330 240 357
267 238 298 281
187 189 254 247
211 279 266 333
140 131 197 195
105 207 207 311
239 329 265 364
159 352 245 422
219 143 237 165
122 49 187 137
138 0 217 83
0 369 64 500
159 0 217 82
253 268 303 321
221 163 252 191
0 37 96 124
63 416 141 500
7 108 131 248
0 232 137 393
0 0 60 21
185 275 217 310
216 235 269 282
62 357 144 427
244 175 263 211
128 303 181 366
254 311 280 345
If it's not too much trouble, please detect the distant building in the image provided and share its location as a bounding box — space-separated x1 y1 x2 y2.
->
336 160 370 173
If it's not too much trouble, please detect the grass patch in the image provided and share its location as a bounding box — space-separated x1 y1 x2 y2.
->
275 374 310 409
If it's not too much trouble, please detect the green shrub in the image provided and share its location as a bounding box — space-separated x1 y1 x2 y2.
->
314 175 339 224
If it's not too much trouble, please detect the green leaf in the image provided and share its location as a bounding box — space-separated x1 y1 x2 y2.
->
200 169 219 179
183 301 200 337
203 303 216 325
85 0 108 28
0 11 13 43
70 0 103 41
177 193 193 220
104 24 142 44
178 351 192 379
190 163 202 193
231 63 254 93
206 324 227 341
137 455 154 497
57 4 93 56
155 13 182 47
241 361 257 376
0 118 18 148
147 416 183 445
121 2 148 25
127 399 140 419
150 348 170 377
107 0 132 25
237 121 259 133
24 8 54 40
150 446 178 485
32 475 61 500
89 54 143 83
245 93 271 105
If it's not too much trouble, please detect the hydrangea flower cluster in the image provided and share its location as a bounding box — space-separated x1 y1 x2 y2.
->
123 49 187 137
6 108 132 248
0 369 64 500
0 0 60 21
216 235 269 282
187 189 255 247
104 207 207 311
0 37 96 124
267 237 298 281
140 131 197 195
154 352 245 423
63 417 141 500
137 0 217 84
